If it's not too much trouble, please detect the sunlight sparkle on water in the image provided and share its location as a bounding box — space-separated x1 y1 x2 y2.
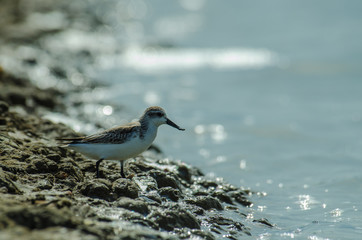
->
102 105 113 116
308 236 331 240
194 124 206 134
239 159 247 169
194 124 227 143
144 91 160 105
210 124 227 143
199 148 210 158
121 46 276 73
329 208 343 218
295 195 318 211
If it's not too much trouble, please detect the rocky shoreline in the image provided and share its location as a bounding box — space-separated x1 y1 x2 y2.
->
0 1 272 239
0 84 263 239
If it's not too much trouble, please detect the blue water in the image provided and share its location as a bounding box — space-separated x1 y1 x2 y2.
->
89 1 362 239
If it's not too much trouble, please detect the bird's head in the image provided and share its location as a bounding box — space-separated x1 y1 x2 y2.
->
143 106 185 131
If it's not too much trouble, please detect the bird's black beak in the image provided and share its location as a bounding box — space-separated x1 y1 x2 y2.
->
166 118 185 131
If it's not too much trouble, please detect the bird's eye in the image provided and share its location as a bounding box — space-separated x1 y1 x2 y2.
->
157 112 163 117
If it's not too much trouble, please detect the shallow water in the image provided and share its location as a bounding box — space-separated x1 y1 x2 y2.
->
86 1 362 239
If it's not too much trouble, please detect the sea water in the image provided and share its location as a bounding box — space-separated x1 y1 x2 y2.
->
90 0 362 238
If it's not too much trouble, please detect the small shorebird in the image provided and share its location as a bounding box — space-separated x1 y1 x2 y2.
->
59 106 185 178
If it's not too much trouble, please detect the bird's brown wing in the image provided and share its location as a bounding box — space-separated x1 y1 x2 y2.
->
58 122 140 144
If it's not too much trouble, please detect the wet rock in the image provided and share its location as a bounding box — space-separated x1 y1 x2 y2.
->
0 169 22 194
80 179 112 200
127 159 155 175
8 91 26 105
5 206 80 229
112 178 139 199
185 196 223 210
207 215 251 238
0 159 28 174
177 163 204 183
46 153 61 162
58 162 83 181
142 190 162 204
159 186 182 201
212 190 234 204
31 145 50 156
148 205 200 231
183 202 205 216
0 101 9 114
150 170 181 190
177 164 192 182
116 228 176 240
32 91 57 109
0 228 99 240
28 158 59 173
229 191 253 207
0 67 62 111
77 160 95 173
51 66 67 79
174 228 215 240
116 197 149 215
0 118 6 125
53 198 73 209
133 175 158 192
208 215 237 226
195 178 219 188
35 179 53 190
253 218 274 227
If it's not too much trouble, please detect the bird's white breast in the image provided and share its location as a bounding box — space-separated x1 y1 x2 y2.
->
68 126 158 161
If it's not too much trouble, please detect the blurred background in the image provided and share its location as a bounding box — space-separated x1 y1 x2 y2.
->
2 0 362 239
91 1 362 238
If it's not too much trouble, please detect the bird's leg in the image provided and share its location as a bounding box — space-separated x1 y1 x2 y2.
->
120 161 126 178
96 158 104 178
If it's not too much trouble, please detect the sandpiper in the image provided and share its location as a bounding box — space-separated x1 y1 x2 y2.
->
59 106 185 178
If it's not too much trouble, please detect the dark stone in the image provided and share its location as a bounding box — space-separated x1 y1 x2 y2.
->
159 187 182 201
253 218 273 227
46 153 61 162
126 159 154 175
36 179 53 190
208 215 234 226
197 179 219 188
8 92 26 105
150 170 181 190
185 196 223 210
58 162 84 181
23 58 37 65
174 228 215 240
0 118 6 125
148 206 200 231
0 169 22 194
177 164 192 182
5 206 79 229
229 191 253 207
116 197 149 215
51 66 67 79
32 92 57 109
143 190 162 204
31 146 49 156
29 158 59 173
112 178 139 199
0 101 9 114
211 191 234 204
80 179 112 200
